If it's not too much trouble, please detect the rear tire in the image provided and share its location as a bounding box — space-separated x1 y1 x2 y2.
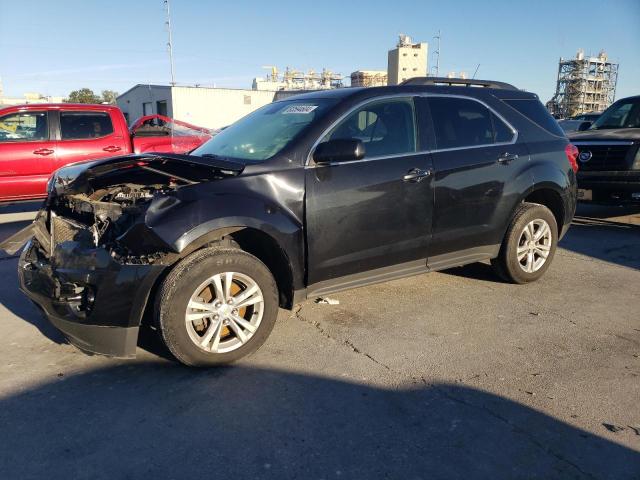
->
157 247 279 367
491 202 558 284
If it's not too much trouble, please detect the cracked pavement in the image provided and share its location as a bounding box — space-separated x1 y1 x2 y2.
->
0 202 638 479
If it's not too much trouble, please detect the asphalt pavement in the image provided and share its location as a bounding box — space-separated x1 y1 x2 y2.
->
0 201 638 479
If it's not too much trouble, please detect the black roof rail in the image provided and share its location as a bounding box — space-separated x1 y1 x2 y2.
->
400 77 518 91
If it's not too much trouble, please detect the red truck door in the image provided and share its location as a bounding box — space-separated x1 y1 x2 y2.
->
54 109 129 168
0 109 57 201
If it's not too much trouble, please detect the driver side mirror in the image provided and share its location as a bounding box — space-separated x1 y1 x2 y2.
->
313 139 366 165
577 121 592 131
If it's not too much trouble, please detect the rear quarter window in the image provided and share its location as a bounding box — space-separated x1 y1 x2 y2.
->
503 99 565 137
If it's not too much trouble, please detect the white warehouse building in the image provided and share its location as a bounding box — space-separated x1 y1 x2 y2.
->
116 85 281 129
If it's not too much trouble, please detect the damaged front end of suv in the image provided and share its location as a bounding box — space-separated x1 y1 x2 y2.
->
4 154 244 357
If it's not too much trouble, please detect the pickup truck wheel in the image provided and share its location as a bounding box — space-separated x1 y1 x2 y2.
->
491 202 558 284
157 247 278 367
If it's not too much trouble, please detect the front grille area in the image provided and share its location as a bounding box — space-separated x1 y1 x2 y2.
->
52 215 85 245
574 143 634 171
39 213 91 258
33 215 52 257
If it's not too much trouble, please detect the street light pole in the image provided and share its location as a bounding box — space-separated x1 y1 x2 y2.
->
165 0 176 86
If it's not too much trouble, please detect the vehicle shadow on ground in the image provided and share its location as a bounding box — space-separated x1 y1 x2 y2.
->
0 364 637 479
445 204 640 281
560 204 640 270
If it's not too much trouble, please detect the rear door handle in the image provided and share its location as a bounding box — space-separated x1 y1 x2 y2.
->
403 168 432 183
497 153 518 164
33 148 54 156
103 145 122 153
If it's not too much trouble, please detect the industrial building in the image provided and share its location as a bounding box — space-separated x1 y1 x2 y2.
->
547 49 618 118
0 77 63 106
252 67 343 91
116 84 278 129
387 35 428 85
350 70 388 88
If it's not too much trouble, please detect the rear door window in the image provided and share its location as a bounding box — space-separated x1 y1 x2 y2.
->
428 97 515 149
60 111 114 140
0 111 48 141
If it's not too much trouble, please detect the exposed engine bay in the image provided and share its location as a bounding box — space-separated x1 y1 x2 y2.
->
32 154 244 265
50 183 171 263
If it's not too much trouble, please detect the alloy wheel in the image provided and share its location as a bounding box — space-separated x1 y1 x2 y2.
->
517 219 552 273
185 272 264 353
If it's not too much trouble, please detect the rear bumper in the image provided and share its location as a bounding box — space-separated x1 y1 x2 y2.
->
577 170 640 204
18 238 165 358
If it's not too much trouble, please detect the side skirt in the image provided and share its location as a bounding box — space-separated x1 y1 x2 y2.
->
426 245 500 272
304 245 500 299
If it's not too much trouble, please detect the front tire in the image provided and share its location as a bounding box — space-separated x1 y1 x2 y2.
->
157 247 279 367
491 202 558 284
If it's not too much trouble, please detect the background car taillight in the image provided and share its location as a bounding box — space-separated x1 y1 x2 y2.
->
565 143 579 172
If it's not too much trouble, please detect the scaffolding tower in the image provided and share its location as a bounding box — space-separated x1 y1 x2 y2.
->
547 49 618 119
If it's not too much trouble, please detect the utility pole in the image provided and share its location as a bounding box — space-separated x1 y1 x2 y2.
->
164 0 176 86
433 30 441 77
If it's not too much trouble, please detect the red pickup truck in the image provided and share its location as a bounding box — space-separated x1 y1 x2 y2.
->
0 104 211 202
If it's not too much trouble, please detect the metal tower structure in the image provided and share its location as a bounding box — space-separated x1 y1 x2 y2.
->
432 30 441 77
164 0 176 86
548 49 618 119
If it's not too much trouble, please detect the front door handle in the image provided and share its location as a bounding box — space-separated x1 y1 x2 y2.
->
497 152 518 164
103 145 122 153
33 148 54 156
403 168 432 183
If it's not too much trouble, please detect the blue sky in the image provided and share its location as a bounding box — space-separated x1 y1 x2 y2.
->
1 0 638 102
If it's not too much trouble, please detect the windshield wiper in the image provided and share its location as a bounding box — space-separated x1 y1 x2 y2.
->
200 153 228 160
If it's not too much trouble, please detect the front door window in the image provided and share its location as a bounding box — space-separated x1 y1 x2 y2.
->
323 98 416 158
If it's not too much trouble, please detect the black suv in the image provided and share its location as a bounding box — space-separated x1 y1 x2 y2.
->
2 78 577 366
569 95 640 204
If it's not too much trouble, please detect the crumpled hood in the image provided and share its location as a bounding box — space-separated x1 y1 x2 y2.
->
569 128 640 142
49 153 245 196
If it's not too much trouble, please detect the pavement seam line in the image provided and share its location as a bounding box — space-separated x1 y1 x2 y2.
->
292 304 391 371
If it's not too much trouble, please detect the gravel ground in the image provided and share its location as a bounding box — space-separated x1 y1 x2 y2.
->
0 201 638 479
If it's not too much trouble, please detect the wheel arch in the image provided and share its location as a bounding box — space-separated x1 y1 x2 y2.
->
138 224 298 332
497 183 568 253
521 185 566 235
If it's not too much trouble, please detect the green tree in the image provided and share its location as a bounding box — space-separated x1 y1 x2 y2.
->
64 88 102 104
100 90 119 104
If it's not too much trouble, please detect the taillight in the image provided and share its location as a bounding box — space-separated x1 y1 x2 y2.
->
565 143 579 172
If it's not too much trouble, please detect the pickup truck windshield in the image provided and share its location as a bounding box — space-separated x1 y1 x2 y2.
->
192 98 337 161
590 98 640 130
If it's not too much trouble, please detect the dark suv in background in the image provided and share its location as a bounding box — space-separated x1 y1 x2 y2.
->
3 78 577 366
570 95 640 204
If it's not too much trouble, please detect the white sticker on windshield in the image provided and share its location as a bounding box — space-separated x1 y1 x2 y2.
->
282 105 318 114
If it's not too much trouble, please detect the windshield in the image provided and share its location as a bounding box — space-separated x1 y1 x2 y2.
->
192 98 337 161
590 98 640 130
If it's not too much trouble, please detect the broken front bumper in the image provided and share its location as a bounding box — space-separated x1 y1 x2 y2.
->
18 237 166 358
